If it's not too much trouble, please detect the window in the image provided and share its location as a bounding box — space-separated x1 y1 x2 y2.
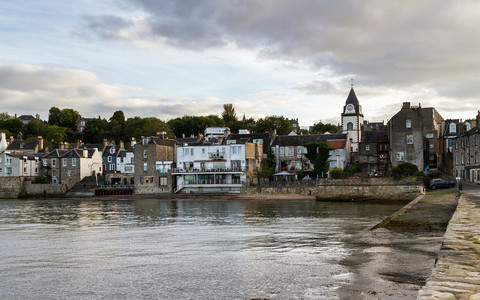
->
62 158 67 167
67 170 72 177
109 164 115 171
476 151 478 163
108 156 112 162
52 159 57 167
466 123 471 131
125 166 133 172
365 145 370 151
429 144 434 149
476 134 479 146
455 154 458 165
396 151 404 161
143 138 148 145
406 119 411 128
143 150 148 158
347 122 353 130
449 123 456 134
202 148 206 155
232 146 237 154
43 159 47 167
369 156 373 162
406 134 414 144
159 176 168 186
331 161 337 167
24 167 27 173
72 158 76 167
425 133 434 139
143 162 148 171
184 148 189 156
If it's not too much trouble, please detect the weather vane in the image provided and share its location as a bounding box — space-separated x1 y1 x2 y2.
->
351 78 354 88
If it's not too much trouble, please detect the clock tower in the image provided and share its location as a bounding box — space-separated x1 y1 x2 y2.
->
341 87 364 153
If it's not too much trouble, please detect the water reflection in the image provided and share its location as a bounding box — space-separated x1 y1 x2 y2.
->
0 198 436 299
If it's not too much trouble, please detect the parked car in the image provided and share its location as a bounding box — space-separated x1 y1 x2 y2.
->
428 178 455 190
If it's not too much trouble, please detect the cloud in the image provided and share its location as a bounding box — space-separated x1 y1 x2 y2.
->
0 63 223 120
81 0 480 102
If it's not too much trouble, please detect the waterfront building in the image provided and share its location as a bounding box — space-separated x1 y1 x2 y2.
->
133 136 177 194
0 152 42 177
438 119 462 176
357 130 390 176
102 142 124 173
173 140 262 193
42 148 102 186
6 136 44 154
388 102 443 170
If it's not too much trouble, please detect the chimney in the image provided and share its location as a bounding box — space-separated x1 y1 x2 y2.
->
83 147 88 158
182 133 185 138
60 142 65 150
0 132 7 152
37 136 43 151
119 140 125 150
402 102 411 109
10 136 14 143
131 137 136 147
103 139 108 149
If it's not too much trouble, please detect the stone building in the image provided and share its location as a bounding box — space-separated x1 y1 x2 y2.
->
438 119 462 175
452 114 480 183
387 102 443 170
42 148 102 186
134 136 178 194
357 130 390 176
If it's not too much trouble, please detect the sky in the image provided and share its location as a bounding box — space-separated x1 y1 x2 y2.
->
1 0 479 127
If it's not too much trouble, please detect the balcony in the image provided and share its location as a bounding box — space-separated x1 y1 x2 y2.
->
172 167 244 174
208 152 225 160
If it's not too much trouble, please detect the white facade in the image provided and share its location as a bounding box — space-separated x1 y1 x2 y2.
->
0 152 41 177
204 127 231 138
116 151 135 174
174 144 247 193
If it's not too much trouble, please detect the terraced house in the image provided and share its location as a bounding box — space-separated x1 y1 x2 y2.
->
452 113 480 183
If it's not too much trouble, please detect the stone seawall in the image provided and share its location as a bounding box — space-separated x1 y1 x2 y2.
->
242 178 423 201
23 181 65 198
0 177 23 198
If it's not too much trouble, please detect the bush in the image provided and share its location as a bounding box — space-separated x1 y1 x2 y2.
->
345 163 358 176
329 167 346 179
391 162 419 179
413 170 425 177
34 175 48 184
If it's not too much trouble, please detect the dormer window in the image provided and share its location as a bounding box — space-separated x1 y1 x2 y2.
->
449 123 456 134
406 120 412 128
466 123 471 131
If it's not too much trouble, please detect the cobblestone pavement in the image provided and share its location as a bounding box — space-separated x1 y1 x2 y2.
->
418 185 480 300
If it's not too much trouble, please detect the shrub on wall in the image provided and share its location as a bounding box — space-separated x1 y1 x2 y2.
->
34 175 48 184
329 167 346 179
391 162 419 179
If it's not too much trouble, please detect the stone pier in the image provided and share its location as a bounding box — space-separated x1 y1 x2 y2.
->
418 189 480 299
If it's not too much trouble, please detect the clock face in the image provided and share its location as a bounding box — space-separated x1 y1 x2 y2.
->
346 104 354 112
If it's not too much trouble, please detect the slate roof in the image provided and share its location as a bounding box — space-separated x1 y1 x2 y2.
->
362 131 388 143
271 133 348 147
226 132 271 153
345 87 359 107
6 140 40 151
150 138 179 147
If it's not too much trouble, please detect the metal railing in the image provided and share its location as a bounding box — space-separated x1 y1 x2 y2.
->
173 167 245 173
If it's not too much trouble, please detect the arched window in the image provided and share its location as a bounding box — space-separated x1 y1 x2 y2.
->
347 122 353 130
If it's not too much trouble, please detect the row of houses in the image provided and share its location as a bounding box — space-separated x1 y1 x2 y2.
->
2 87 479 194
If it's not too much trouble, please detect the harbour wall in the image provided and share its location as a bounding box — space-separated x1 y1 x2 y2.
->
242 177 424 201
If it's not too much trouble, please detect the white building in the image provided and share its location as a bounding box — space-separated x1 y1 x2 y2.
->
116 149 135 174
341 87 364 153
0 152 42 177
173 142 261 193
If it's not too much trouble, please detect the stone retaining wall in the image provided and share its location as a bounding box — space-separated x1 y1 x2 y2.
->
23 181 65 198
0 177 23 198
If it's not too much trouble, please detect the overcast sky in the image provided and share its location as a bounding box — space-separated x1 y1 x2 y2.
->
1 0 479 127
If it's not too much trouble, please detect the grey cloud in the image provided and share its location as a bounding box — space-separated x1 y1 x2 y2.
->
83 0 480 101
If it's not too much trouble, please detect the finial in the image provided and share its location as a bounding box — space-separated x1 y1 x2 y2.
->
351 78 354 88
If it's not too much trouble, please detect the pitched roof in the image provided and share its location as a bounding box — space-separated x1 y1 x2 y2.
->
226 132 271 153
149 138 179 147
271 133 347 147
345 87 359 106
362 130 388 143
6 140 40 151
326 140 346 149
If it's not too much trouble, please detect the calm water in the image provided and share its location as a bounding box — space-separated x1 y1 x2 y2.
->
0 198 442 299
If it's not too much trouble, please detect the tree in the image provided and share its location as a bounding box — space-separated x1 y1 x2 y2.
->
222 103 237 124
108 110 126 143
391 162 419 179
0 112 11 121
304 142 331 177
167 115 224 138
125 117 173 140
25 119 48 139
310 121 340 134
48 107 62 126
59 108 80 131
0 118 23 138
45 125 67 148
252 116 293 135
83 118 109 144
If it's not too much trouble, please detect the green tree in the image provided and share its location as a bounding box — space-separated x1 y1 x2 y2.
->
392 162 419 179
48 107 62 126
167 115 224 138
310 121 340 134
59 108 80 131
45 125 67 148
329 167 346 179
222 103 237 124
253 116 293 135
25 119 48 139
0 112 11 121
304 142 331 177
0 118 23 138
125 117 173 140
108 110 126 143
83 118 109 144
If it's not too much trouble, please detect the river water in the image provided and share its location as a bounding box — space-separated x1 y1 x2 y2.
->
0 198 443 299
